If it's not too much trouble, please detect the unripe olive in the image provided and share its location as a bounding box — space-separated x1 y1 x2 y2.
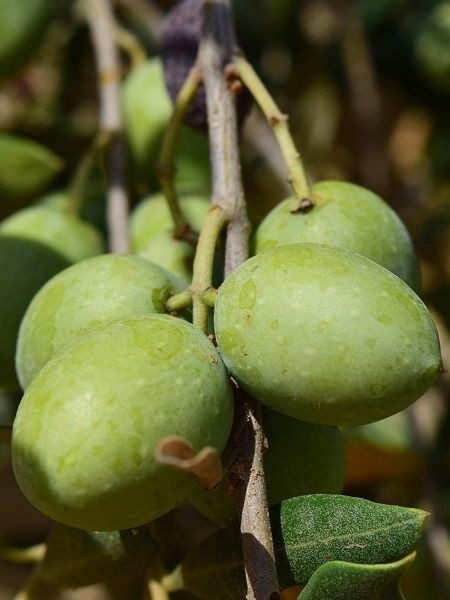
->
0 206 104 264
139 232 195 284
41 186 108 238
255 181 420 291
16 254 182 389
214 244 442 427
131 193 209 252
0 134 63 201
190 407 344 525
12 315 234 531
122 58 210 192
0 236 69 390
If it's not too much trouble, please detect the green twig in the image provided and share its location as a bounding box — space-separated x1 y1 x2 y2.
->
68 131 112 215
201 287 217 307
165 290 193 313
157 64 203 242
116 25 147 68
231 56 312 202
190 205 229 332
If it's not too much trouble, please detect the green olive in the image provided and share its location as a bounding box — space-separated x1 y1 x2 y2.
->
12 315 234 531
255 181 420 291
215 244 442 427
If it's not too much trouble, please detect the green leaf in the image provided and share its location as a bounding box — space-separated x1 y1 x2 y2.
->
0 134 63 200
182 495 427 600
40 524 158 588
298 553 416 600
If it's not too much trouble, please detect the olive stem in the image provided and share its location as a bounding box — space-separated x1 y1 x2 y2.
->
201 287 217 308
68 130 112 216
165 290 193 313
231 56 312 201
116 25 147 68
157 64 203 242
83 0 130 254
199 1 280 598
191 205 229 332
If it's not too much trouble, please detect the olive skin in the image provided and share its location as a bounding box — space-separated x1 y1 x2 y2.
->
255 181 420 291
16 254 182 389
190 407 345 526
12 315 234 531
214 244 442 427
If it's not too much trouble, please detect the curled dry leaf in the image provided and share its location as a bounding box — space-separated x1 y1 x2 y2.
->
155 435 223 490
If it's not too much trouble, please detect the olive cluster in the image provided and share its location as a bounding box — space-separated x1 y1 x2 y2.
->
0 0 442 537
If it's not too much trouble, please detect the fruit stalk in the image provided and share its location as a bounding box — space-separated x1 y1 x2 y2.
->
199 1 279 598
83 0 130 254
191 204 228 331
158 63 203 242
231 56 312 202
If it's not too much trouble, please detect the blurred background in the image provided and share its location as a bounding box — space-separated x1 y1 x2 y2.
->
1 0 450 598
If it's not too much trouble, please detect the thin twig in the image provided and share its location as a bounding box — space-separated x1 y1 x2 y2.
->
157 64 203 241
116 25 147 68
190 205 229 331
232 56 311 203
84 0 130 254
199 1 280 598
68 130 112 215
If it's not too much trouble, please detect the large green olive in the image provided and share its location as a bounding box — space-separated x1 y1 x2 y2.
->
189 407 344 525
255 181 420 291
0 236 69 390
122 58 210 192
16 254 181 389
214 244 442 427
12 315 234 531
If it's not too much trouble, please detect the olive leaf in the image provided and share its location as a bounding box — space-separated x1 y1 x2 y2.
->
298 552 416 599
182 494 427 600
39 524 158 588
0 134 63 200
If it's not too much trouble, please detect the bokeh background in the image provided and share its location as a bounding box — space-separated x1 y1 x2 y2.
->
1 0 450 598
